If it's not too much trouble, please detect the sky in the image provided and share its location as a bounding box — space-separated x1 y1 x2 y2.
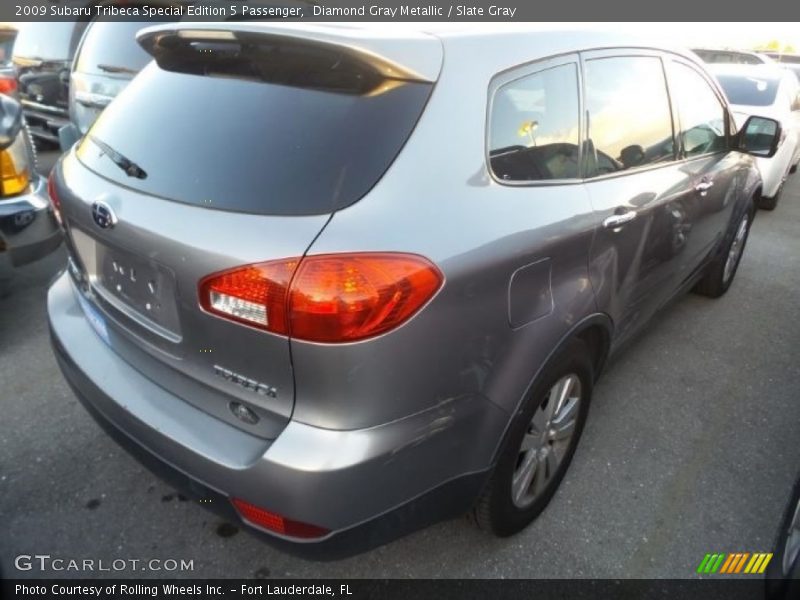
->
606 22 800 51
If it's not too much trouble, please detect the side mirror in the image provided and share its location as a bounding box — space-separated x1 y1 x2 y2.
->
0 94 23 150
58 122 81 153
737 115 782 158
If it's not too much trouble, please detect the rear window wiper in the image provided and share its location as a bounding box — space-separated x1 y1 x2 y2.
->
88 135 147 179
97 63 139 76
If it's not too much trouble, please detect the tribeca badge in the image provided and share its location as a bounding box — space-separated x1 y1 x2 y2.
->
697 552 773 574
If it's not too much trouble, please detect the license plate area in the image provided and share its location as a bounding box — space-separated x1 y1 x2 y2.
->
71 228 182 342
76 290 110 345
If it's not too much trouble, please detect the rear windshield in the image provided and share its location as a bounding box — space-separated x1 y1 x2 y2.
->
13 22 78 61
77 36 432 216
716 75 780 106
76 22 167 75
693 50 763 65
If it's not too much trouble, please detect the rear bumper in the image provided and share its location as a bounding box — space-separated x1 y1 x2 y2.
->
0 174 62 280
21 102 70 143
47 271 504 557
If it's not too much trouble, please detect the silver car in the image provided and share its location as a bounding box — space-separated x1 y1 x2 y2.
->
47 25 781 557
0 95 61 295
68 20 170 137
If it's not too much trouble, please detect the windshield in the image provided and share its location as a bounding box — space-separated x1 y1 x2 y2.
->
716 74 780 107
12 22 77 61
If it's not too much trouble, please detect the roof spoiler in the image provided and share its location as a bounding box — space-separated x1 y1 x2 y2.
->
137 24 443 83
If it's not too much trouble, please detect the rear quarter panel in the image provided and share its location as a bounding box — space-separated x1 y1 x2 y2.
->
290 39 600 441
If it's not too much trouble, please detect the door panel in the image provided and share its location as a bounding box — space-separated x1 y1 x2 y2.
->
666 59 743 279
581 53 691 342
586 167 696 342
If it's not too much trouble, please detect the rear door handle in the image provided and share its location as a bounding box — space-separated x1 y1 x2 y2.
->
695 180 714 195
603 210 637 230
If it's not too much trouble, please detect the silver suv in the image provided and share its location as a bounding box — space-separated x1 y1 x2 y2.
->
47 25 781 557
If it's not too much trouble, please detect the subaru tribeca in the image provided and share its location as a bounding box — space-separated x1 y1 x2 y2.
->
47 25 780 556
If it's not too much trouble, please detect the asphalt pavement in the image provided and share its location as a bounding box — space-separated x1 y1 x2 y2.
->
1 151 798 579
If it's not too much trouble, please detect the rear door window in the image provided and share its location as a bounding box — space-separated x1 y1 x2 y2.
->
583 56 676 177
77 34 433 216
488 62 581 182
668 62 729 157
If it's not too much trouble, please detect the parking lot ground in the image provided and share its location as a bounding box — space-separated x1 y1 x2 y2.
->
1 152 798 578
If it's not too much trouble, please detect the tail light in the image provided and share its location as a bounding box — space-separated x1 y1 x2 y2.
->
200 253 443 343
0 135 30 197
231 497 329 539
0 77 17 95
47 172 63 225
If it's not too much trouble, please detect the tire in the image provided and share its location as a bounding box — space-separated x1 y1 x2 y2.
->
759 191 780 211
765 476 800 600
694 204 754 298
473 339 593 536
760 176 786 210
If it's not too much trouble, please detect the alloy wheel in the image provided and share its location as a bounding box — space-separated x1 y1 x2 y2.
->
723 213 749 284
511 374 582 508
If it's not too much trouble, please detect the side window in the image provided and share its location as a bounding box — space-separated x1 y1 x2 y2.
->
785 78 800 112
669 62 728 158
489 63 580 182
583 56 675 177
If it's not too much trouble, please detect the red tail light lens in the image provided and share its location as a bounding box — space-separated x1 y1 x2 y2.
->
0 77 17 95
290 253 443 342
47 173 63 225
200 253 443 343
231 497 329 539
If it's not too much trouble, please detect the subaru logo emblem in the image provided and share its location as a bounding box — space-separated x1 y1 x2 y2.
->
91 200 117 230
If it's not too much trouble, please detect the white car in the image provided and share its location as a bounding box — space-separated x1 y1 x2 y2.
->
711 64 800 209
693 48 775 66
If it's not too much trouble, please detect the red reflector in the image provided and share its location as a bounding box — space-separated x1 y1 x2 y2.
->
199 253 443 343
0 77 17 95
47 173 63 225
231 497 329 539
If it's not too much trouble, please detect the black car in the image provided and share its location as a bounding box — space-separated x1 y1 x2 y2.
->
12 21 88 144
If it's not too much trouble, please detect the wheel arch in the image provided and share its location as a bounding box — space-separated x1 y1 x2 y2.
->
488 312 614 466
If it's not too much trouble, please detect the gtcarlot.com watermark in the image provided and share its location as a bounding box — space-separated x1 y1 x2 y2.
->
14 554 194 573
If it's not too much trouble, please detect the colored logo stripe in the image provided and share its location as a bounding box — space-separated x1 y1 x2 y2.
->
698 553 773 575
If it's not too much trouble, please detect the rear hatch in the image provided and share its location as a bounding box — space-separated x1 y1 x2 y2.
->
54 25 438 438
